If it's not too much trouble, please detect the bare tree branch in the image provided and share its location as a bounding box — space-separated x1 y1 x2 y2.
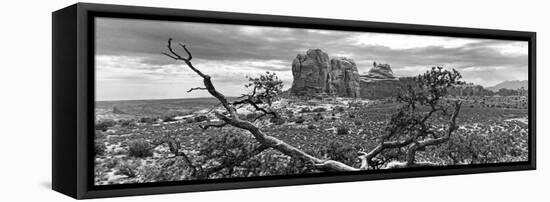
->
187 87 207 93
199 122 229 130
405 101 462 166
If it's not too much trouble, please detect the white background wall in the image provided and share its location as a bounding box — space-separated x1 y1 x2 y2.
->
0 0 547 201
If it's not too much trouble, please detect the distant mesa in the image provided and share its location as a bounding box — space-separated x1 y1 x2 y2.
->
486 80 528 92
361 62 397 81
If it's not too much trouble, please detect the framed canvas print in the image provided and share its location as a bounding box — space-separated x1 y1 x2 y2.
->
52 3 536 199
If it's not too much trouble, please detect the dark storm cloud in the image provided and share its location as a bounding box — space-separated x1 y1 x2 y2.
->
96 18 353 65
95 18 527 100
96 18 526 74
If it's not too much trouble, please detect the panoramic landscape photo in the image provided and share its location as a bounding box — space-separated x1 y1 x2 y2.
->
94 17 529 185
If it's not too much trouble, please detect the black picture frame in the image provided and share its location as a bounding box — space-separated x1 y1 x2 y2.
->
52 3 536 199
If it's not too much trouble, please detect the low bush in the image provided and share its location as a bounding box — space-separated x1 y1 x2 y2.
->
312 107 327 112
162 116 177 123
194 115 208 122
313 113 323 121
95 140 107 156
333 106 346 112
270 116 286 125
294 116 306 124
95 130 106 140
128 139 153 158
119 119 136 127
95 119 116 131
140 117 157 124
321 141 358 166
299 107 311 113
115 160 140 178
245 113 258 120
336 126 349 135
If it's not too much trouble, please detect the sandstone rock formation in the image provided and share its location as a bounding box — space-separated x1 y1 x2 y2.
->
328 57 361 97
362 62 396 80
290 49 361 98
290 49 330 96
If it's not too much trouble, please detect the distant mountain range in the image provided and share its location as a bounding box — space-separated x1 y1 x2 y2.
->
486 80 528 92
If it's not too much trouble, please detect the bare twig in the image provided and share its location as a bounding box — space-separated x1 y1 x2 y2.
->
199 122 229 130
187 87 207 93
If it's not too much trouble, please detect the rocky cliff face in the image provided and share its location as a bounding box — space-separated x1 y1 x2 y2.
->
290 49 330 96
328 57 361 97
290 49 360 98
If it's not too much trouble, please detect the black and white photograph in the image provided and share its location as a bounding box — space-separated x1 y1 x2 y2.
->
93 17 529 185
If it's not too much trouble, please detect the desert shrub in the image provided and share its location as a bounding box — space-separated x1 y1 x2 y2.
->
119 119 136 127
95 130 106 140
195 133 264 178
354 120 362 126
194 133 317 178
312 107 327 112
270 116 285 125
294 116 305 124
286 112 295 120
115 160 140 178
104 158 119 169
162 116 177 123
333 106 345 112
198 133 254 162
285 110 294 116
140 117 157 124
299 107 311 113
94 140 107 156
194 115 208 122
336 126 349 135
442 129 527 165
245 113 258 120
321 141 358 166
141 158 192 182
112 147 128 155
239 152 316 177
128 139 153 158
244 71 284 107
95 119 116 131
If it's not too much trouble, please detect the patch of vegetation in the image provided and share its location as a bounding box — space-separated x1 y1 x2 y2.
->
95 119 116 131
336 126 349 135
94 140 106 156
312 107 327 112
128 139 153 158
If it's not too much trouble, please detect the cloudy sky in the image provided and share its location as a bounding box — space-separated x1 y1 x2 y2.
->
95 17 528 101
